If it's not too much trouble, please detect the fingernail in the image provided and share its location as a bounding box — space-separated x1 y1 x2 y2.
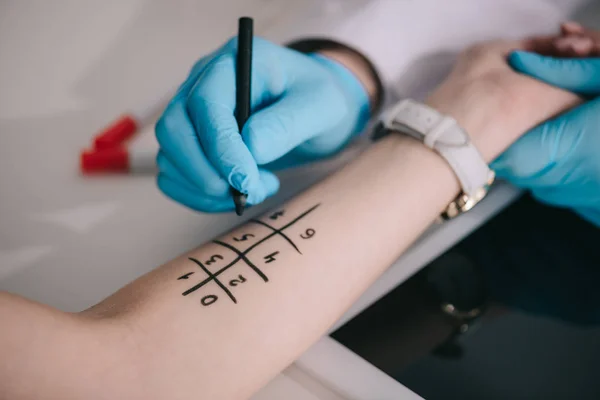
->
230 172 247 192
562 21 584 35
573 37 594 54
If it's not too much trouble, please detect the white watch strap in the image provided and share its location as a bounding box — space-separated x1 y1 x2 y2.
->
382 99 494 197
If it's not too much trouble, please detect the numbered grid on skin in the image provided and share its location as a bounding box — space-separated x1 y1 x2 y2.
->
175 241 238 287
177 205 320 307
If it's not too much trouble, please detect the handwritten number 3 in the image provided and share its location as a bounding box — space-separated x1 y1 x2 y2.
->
300 228 315 239
205 254 223 265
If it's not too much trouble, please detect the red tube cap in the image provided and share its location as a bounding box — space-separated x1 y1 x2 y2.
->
80 148 129 173
93 115 138 150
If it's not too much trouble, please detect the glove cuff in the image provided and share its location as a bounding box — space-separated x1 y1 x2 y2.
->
286 38 384 115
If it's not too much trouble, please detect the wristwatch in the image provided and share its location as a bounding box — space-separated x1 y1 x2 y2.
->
375 99 495 220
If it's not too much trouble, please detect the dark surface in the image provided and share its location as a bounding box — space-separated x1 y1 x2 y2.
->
332 194 600 399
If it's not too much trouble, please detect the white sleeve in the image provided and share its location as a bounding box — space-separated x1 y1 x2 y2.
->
279 0 586 102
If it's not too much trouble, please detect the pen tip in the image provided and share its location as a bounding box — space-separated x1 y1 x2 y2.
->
235 205 245 216
233 193 247 216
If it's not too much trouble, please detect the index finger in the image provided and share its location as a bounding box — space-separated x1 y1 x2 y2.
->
186 54 266 200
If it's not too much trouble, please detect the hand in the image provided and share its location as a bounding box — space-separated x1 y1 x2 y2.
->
493 26 600 227
425 39 580 162
155 37 370 213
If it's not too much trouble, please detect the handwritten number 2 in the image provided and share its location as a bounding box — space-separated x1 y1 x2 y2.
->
205 254 223 265
300 228 315 239
229 275 247 287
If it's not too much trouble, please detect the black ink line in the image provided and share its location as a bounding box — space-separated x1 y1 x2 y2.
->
238 203 320 257
249 219 301 254
182 204 320 296
213 240 268 282
177 272 195 280
279 203 320 230
187 257 237 303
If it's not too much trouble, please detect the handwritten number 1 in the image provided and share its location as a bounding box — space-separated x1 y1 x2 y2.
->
177 272 195 280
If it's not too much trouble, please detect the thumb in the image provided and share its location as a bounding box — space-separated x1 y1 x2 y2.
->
242 87 356 165
491 124 556 188
509 51 600 95
491 113 579 188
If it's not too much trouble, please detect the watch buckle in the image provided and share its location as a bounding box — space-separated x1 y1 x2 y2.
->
439 171 495 221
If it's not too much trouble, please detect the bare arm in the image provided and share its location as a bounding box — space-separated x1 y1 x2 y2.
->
0 40 579 400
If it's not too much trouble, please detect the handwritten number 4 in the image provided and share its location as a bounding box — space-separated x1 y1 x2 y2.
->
269 210 284 220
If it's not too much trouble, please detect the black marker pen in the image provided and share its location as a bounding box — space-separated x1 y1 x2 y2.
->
232 17 253 216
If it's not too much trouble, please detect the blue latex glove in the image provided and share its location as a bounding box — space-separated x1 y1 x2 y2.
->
155 37 370 212
492 52 600 227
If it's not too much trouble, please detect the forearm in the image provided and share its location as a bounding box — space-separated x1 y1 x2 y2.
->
79 62 577 399
82 134 459 400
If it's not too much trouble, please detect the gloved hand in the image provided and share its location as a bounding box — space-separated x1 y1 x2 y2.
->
155 37 370 212
492 52 600 227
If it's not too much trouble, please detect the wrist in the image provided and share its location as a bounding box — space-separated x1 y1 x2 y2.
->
425 81 511 163
425 74 581 163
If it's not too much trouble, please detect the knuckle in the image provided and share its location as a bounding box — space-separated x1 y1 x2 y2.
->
155 152 169 172
463 43 489 59
245 124 267 163
155 115 176 145
246 116 288 164
188 55 234 98
201 178 228 198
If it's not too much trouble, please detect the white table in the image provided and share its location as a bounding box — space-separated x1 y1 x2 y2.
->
0 1 374 398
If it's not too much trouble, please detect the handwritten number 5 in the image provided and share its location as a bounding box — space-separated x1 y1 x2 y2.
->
233 234 255 242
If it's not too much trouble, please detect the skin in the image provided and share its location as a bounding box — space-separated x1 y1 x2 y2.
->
555 22 600 57
0 37 580 400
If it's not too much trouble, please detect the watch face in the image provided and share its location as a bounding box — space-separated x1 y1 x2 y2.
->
331 194 600 400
